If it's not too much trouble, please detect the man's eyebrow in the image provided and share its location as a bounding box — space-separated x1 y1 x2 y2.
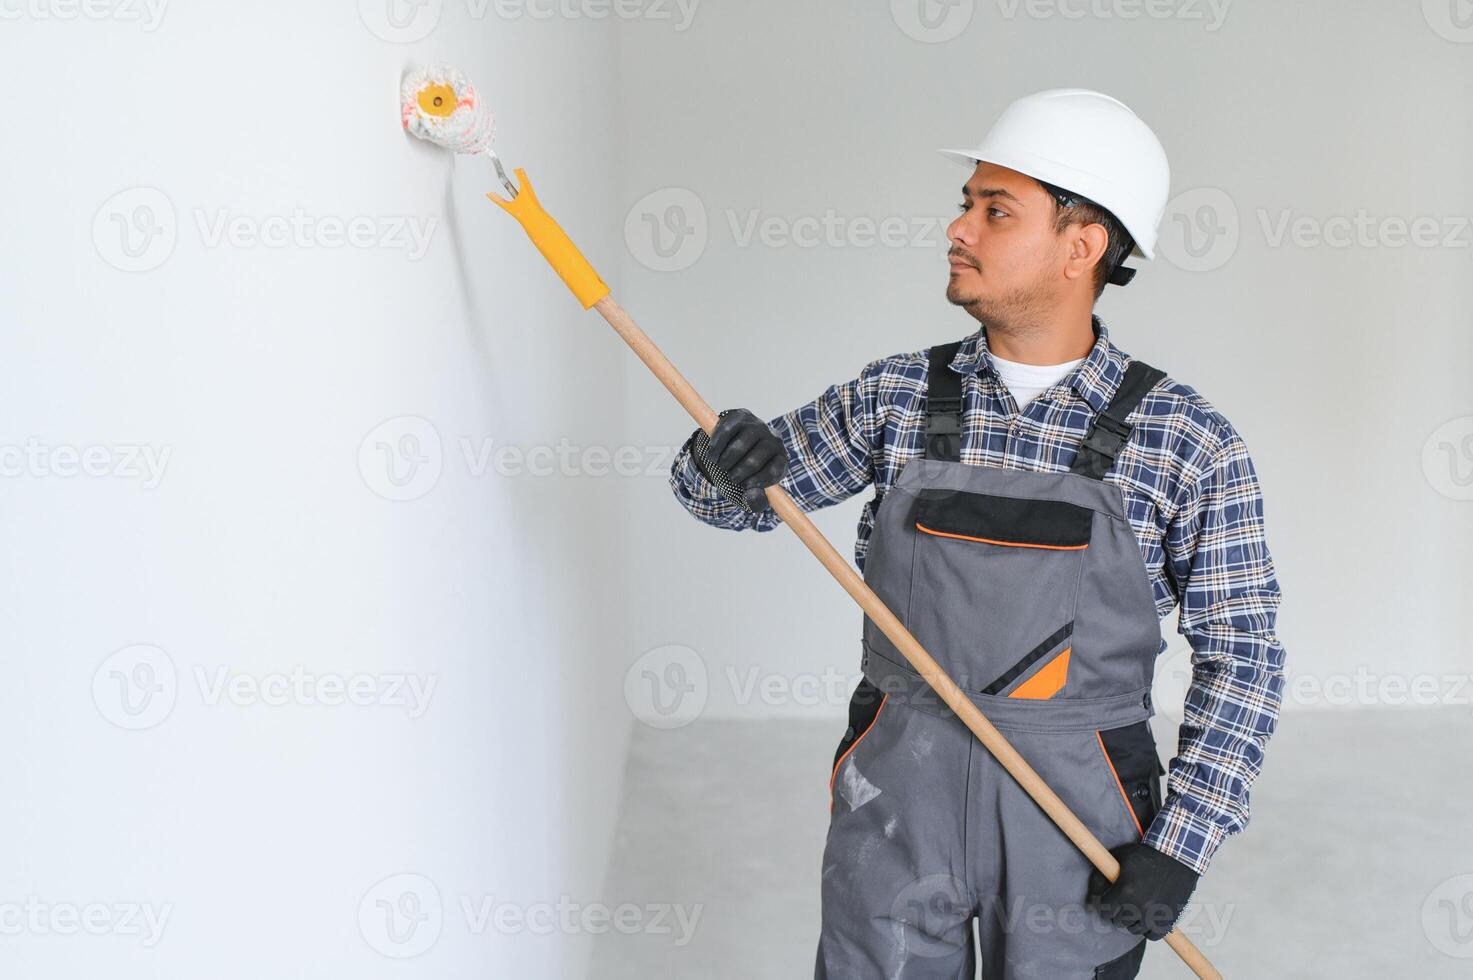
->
961 185 1025 206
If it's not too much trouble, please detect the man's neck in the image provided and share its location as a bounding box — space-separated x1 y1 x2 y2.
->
982 310 1096 366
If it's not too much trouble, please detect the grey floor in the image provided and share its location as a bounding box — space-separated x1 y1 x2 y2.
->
590 708 1473 978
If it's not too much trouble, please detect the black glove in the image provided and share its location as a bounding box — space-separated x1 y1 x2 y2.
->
691 408 788 513
1086 843 1200 940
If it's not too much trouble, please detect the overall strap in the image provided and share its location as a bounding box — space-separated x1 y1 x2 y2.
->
1069 359 1166 480
924 340 965 461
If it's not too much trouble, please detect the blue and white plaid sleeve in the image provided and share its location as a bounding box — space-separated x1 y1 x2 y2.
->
1142 429 1287 875
668 361 882 532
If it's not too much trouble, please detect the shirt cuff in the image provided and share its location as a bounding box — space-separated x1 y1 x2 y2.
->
673 428 728 505
1141 792 1232 876
668 428 763 531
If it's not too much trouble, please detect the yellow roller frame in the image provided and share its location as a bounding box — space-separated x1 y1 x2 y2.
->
487 168 610 309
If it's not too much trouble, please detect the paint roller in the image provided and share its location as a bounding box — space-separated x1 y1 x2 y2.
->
401 64 609 308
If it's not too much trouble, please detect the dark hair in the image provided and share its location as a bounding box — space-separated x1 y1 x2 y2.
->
1034 178 1135 299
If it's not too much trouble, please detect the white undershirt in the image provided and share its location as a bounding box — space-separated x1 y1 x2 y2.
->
989 352 1086 410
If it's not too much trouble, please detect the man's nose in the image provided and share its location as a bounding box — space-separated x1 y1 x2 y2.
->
947 213 975 246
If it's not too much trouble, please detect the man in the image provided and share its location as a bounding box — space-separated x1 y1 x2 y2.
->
667 89 1285 978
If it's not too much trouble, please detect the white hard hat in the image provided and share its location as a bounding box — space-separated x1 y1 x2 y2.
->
939 89 1170 283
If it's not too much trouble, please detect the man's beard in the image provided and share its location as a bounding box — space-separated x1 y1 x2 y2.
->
947 268 1055 335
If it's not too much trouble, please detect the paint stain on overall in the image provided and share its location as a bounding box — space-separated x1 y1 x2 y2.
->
909 728 935 763
839 759 883 812
855 831 885 867
888 923 908 980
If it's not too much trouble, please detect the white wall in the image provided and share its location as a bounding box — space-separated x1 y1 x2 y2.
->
0 3 630 978
612 0 1473 721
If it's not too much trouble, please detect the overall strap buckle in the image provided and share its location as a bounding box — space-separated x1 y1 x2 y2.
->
1070 359 1166 481
924 340 965 462
1077 413 1132 461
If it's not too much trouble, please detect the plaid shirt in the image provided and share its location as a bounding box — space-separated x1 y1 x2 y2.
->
668 315 1285 876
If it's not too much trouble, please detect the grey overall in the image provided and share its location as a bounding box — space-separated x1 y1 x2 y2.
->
815 341 1168 979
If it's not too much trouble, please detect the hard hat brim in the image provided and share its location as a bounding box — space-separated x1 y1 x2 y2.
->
937 148 1151 261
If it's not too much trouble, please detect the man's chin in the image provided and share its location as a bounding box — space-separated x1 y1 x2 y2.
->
945 267 983 304
945 282 984 308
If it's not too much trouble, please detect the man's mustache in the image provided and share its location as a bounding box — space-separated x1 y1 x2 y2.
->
948 248 979 269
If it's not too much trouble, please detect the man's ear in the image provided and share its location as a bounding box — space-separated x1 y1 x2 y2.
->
1063 221 1111 284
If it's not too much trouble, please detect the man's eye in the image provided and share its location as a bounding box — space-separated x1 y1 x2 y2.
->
957 202 970 213
988 208 1008 218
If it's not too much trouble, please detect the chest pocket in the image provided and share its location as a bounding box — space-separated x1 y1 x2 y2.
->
906 487 1093 697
